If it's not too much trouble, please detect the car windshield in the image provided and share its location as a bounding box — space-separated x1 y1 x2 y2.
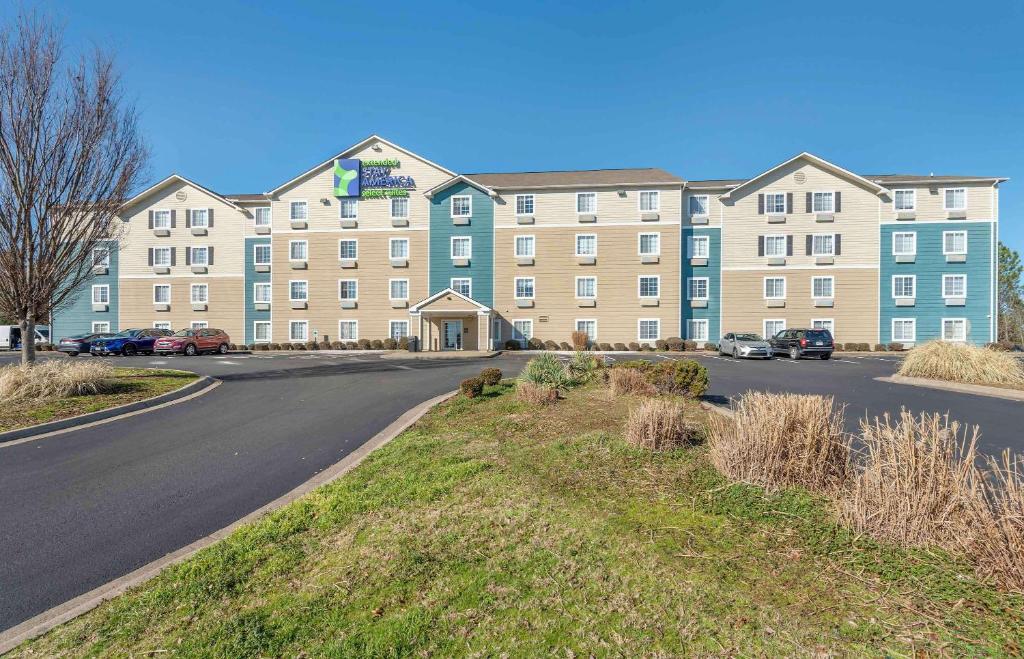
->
113 329 142 338
735 334 762 341
172 330 194 337
804 330 832 341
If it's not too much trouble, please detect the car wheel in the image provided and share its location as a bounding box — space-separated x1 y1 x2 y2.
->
820 353 832 360
67 351 78 357
732 347 739 358
184 343 197 357
789 346 800 360
218 343 229 354
122 344 137 357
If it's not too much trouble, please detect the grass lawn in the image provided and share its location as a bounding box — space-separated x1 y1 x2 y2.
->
0 368 199 433
13 382 1023 656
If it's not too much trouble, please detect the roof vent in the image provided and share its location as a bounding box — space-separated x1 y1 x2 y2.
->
793 172 806 184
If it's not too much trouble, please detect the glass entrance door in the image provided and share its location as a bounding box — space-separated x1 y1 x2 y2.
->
443 320 462 350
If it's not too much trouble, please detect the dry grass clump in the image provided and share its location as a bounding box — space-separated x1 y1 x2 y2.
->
608 368 656 396
516 381 558 405
970 451 1024 592
0 360 113 403
839 411 982 548
707 392 850 493
897 340 1024 386
624 398 696 451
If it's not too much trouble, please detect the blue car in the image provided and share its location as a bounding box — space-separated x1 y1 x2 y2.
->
90 328 173 356
57 332 115 356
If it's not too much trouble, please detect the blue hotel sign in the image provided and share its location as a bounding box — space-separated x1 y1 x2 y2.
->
333 158 416 199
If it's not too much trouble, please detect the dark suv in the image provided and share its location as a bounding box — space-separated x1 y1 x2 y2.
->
769 328 834 360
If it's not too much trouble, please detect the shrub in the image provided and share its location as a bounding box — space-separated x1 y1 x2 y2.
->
873 344 887 352
665 337 684 352
628 342 640 351
371 339 384 350
520 354 570 389
480 367 502 386
228 343 237 351
398 337 409 350
267 343 280 351
614 359 653 371
460 376 484 398
282 343 294 351
598 342 612 352
571 330 590 351
293 343 306 350
383 338 398 350
609 368 656 396
527 338 543 350
319 341 331 350
886 342 904 352
357 339 371 350
504 339 520 350
613 343 628 351
305 341 319 350
625 398 696 451
559 341 572 351
567 351 600 383
346 341 358 350
648 359 709 398
683 340 697 352
969 451 1024 591
0 360 113 402
986 340 1015 351
655 339 668 351
516 381 558 405
642 343 656 351
543 340 560 351
897 340 1024 386
707 392 850 493
331 341 344 349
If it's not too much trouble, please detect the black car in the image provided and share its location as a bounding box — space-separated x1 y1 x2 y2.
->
57 332 115 356
90 328 173 356
768 328 834 360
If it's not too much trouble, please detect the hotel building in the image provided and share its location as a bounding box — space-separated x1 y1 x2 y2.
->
53 136 1003 350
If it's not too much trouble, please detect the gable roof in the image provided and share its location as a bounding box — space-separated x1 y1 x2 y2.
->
423 175 498 199
409 287 491 313
122 174 247 213
466 168 685 190
719 153 889 200
267 134 457 196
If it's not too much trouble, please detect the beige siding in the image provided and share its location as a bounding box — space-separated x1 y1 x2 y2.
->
119 277 245 341
880 182 996 220
492 186 681 229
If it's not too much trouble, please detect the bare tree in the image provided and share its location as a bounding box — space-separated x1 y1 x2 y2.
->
0 12 147 364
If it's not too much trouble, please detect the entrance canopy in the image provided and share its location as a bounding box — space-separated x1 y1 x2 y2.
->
409 287 491 315
409 288 493 351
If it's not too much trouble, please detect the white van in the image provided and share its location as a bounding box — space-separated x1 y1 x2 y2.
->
0 325 49 351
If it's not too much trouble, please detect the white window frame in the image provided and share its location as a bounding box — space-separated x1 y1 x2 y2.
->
450 277 472 297
942 318 967 342
190 321 208 330
686 277 709 301
289 200 308 221
764 234 787 257
189 208 209 228
638 275 660 299
687 234 708 258
153 321 172 331
512 319 533 346
811 318 834 334
943 231 968 255
892 232 917 256
639 232 661 256
190 283 208 304
764 192 786 215
892 274 916 299
515 194 535 216
575 233 597 256
339 197 359 220
575 319 598 341
943 187 967 211
514 234 535 258
811 233 835 257
514 277 535 300
576 192 597 214
389 320 409 340
451 236 472 259
254 206 271 226
450 195 472 218
687 319 709 342
93 247 110 267
253 282 272 304
942 274 967 299
575 275 597 299
892 318 916 343
289 320 308 342
763 319 787 339
638 318 661 342
688 194 709 218
91 321 110 334
388 278 409 301
639 190 660 212
894 189 916 212
288 240 308 262
153 284 171 304
812 191 835 213
190 245 209 266
91 284 109 304
338 279 358 301
152 209 171 229
253 321 271 343
253 244 271 265
389 237 409 259
338 320 359 341
389 197 408 219
763 277 786 300
152 246 172 267
288 280 308 302
338 239 358 260
811 276 834 299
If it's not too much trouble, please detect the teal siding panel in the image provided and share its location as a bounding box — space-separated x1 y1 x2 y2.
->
681 227 721 342
428 183 494 306
879 223 994 344
52 240 119 339
244 237 272 344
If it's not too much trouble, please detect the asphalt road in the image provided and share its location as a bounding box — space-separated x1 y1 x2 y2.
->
1 349 1022 633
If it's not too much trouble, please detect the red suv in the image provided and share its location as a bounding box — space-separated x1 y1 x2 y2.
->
154 328 231 356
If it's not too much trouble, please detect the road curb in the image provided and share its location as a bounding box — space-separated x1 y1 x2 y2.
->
0 374 218 447
0 388 461 654
700 400 735 419
876 375 1024 402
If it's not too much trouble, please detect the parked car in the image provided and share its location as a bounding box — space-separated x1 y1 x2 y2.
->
153 328 231 356
718 332 774 359
90 328 173 356
57 332 115 356
0 325 50 351
768 328 835 360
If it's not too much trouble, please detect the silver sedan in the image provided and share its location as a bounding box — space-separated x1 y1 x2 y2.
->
718 332 774 359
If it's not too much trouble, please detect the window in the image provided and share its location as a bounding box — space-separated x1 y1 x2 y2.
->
390 197 408 219
153 246 171 266
338 279 358 300
339 198 358 220
93 247 110 267
338 320 358 341
575 276 597 299
289 201 307 220
576 192 597 214
390 238 409 259
764 234 787 257
513 319 533 346
763 319 786 338
812 234 835 256
942 318 967 342
687 277 708 300
153 284 171 304
451 278 472 297
576 319 597 341
191 321 208 330
812 191 834 213
289 320 308 342
514 277 535 299
451 195 472 217
575 234 597 256
638 319 660 341
338 239 358 260
688 195 709 217
943 231 967 255
942 274 966 298
812 276 834 298
91 321 110 333
892 319 916 342
892 232 916 256
190 246 209 266
812 319 834 334
254 207 271 226
894 189 916 212
764 277 786 299
764 193 786 214
389 279 409 300
289 280 308 301
389 320 409 340
254 321 271 343
153 321 172 330
515 235 535 257
254 283 271 304
944 188 966 211
639 275 660 298
191 283 208 303
289 240 308 261
92 284 109 304
153 210 171 229
190 208 209 228
254 244 271 265
686 234 708 258
687 319 708 341
451 236 472 258
640 233 661 256
515 194 534 216
892 275 916 298
639 190 660 212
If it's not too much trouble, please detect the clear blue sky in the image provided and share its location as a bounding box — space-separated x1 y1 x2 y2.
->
9 1 1023 252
